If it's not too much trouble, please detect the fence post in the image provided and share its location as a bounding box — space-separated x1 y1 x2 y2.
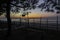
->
20 18 21 26
27 18 29 27
27 13 29 27
40 17 44 40
56 16 58 32
33 18 35 27
46 18 48 32
40 17 42 29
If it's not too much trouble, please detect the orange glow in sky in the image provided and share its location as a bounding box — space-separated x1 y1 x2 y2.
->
0 12 57 19
10 12 57 19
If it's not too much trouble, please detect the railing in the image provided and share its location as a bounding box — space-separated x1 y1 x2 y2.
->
0 16 60 40
0 16 59 31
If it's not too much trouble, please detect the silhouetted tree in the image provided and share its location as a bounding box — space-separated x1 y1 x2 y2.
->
6 0 12 37
38 0 60 13
11 0 39 15
0 0 12 37
10 0 39 26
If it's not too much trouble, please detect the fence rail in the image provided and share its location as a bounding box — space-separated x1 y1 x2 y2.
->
0 16 60 31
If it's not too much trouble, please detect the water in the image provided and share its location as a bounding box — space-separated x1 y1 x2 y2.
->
0 17 60 30
0 18 60 23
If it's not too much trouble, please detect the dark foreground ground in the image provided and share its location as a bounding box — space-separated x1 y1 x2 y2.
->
0 27 60 40
0 21 60 40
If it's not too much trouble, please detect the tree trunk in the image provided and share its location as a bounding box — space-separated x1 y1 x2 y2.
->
6 0 11 37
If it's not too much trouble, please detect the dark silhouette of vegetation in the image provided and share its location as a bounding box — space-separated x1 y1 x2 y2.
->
0 0 12 37
38 0 60 13
6 0 12 37
0 0 39 37
10 0 39 16
0 0 60 40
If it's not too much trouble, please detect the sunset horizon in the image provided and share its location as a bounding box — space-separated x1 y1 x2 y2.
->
0 11 58 19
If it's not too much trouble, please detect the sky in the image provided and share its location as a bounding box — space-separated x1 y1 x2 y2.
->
22 0 44 13
10 0 60 21
0 0 60 22
21 0 59 14
0 0 60 19
24 0 60 17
